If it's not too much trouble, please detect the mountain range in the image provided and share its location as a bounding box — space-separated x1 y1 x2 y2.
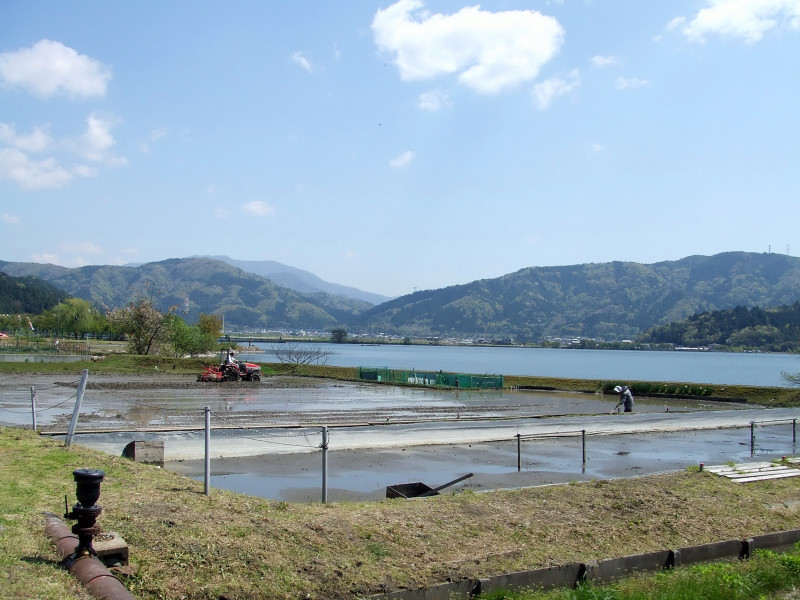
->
2 251 800 341
202 256 391 305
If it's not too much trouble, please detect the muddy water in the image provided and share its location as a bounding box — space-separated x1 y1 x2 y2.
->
1 373 789 503
169 425 799 503
0 374 721 430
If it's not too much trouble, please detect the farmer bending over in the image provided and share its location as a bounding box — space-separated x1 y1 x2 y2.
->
612 385 634 413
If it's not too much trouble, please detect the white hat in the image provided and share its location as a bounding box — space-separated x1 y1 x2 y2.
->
613 386 622 393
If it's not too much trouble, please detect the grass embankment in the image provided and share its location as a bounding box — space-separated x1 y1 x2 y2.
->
3 427 800 599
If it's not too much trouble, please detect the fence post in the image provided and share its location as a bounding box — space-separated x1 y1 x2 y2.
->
750 421 755 456
321 426 329 503
30 385 37 432
582 429 586 464
516 433 521 472
793 419 796 445
64 369 89 447
204 406 211 496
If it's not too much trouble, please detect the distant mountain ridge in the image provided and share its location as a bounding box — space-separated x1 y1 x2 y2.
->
0 257 371 331
204 256 391 305
353 252 800 341
2 252 800 340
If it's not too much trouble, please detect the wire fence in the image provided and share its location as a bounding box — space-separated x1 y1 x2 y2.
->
0 338 92 356
5 375 800 502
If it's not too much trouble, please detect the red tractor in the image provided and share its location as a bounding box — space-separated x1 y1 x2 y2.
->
197 349 262 382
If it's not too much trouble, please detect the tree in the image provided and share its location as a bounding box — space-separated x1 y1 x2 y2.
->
782 371 800 387
107 288 178 355
169 316 217 357
197 314 223 339
47 298 95 339
330 327 348 343
269 342 334 366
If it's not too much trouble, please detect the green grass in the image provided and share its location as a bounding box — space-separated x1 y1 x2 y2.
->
5 426 800 599
479 548 800 600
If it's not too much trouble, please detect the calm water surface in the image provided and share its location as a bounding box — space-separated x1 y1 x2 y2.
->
249 344 800 387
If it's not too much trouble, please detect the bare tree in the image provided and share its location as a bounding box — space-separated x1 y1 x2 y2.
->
782 371 800 387
107 284 178 355
268 342 335 366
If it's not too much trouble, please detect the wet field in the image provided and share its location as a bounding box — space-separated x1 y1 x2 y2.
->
1 373 796 502
0 373 741 430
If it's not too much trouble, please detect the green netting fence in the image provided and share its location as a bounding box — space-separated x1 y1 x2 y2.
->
358 367 503 389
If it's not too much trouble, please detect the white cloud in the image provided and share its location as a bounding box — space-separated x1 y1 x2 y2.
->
417 88 450 111
0 39 111 98
616 77 649 90
532 69 580 110
390 150 415 167
0 113 126 190
65 256 91 268
0 123 53 152
242 200 276 217
32 253 60 264
2 213 20 224
73 164 97 178
0 148 73 189
140 127 167 153
74 113 127 166
291 51 313 73
670 0 800 44
591 55 619 68
31 244 104 270
372 0 564 94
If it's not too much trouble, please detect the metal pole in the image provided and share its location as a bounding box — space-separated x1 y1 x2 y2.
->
517 433 521 472
321 426 329 503
30 385 37 431
582 429 586 464
65 369 89 446
750 421 755 456
204 406 211 496
793 419 796 444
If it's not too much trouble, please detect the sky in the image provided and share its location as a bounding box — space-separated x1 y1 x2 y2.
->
1 1 799 298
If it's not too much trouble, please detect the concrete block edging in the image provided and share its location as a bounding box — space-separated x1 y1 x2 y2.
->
370 528 800 600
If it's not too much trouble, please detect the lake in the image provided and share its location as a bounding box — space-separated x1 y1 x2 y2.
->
246 343 800 387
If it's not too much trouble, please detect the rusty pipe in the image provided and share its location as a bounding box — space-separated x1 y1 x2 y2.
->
43 513 135 600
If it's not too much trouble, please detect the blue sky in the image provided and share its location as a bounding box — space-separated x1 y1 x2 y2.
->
1 1 799 298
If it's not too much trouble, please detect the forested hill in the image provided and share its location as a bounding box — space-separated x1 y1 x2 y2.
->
3 252 800 339
354 252 800 341
0 272 67 314
0 257 370 331
639 302 800 352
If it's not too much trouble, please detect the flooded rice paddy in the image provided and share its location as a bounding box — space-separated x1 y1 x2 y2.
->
1 373 796 502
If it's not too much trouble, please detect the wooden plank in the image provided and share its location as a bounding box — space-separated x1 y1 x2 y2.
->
732 471 800 483
724 469 794 479
707 466 784 474
704 461 800 483
705 462 774 473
